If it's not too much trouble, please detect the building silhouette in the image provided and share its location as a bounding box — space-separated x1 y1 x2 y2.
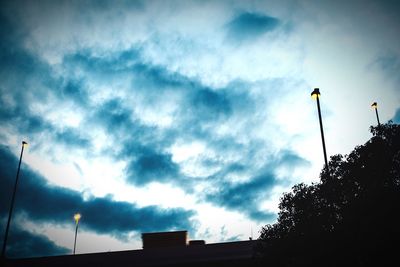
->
3 231 258 267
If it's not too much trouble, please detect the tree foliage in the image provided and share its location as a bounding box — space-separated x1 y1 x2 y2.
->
257 122 400 266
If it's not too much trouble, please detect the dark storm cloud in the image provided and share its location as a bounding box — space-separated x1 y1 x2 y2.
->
0 93 92 151
125 147 179 186
0 145 197 240
1 5 298 225
92 98 134 132
88 97 184 187
275 149 310 167
78 197 195 236
59 79 90 107
0 8 93 152
0 16 51 136
133 63 186 88
189 88 232 122
1 0 307 232
90 98 168 150
176 81 257 143
0 7 55 101
64 50 260 189
226 12 280 41
204 150 310 221
0 10 41 75
206 172 277 221
2 226 69 259
54 128 92 149
0 99 47 134
63 48 204 95
77 0 145 11
74 91 181 187
63 48 254 128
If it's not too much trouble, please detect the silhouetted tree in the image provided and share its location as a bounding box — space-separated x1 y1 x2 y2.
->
257 122 400 266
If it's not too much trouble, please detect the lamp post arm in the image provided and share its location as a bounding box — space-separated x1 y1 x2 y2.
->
73 223 79 255
375 108 380 126
316 97 329 169
1 143 25 259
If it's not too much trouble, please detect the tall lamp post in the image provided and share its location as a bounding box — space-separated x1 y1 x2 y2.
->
73 213 81 255
1 141 28 259
371 102 380 126
311 88 329 169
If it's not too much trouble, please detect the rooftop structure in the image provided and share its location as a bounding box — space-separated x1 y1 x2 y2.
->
142 230 188 249
3 231 259 267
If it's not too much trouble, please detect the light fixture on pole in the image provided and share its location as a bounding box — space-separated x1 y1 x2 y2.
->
311 88 329 169
371 102 380 126
73 213 81 255
1 141 28 259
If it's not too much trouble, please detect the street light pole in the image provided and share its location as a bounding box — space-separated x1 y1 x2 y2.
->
73 213 81 255
1 141 28 259
311 88 329 169
371 102 380 126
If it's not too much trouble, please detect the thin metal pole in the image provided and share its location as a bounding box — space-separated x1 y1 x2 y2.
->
73 222 79 255
1 142 26 259
316 97 329 169
375 108 380 126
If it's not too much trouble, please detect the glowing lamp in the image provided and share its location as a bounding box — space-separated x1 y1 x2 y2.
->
73 213 81 254
311 88 320 100
371 102 380 125
74 213 81 224
310 88 329 171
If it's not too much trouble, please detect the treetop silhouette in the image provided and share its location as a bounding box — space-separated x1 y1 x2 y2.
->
258 122 400 266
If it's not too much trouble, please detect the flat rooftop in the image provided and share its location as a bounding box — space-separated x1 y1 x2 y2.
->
4 240 259 267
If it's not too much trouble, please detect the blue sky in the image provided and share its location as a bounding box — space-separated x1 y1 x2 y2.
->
1 0 399 258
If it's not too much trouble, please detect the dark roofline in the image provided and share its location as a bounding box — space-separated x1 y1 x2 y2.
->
3 240 260 267
141 230 188 235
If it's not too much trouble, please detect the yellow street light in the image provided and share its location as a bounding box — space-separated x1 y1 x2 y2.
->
74 213 81 224
311 88 329 170
311 88 320 100
371 102 380 126
73 213 81 255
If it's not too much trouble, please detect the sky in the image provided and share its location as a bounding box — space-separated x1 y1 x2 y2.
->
1 0 400 259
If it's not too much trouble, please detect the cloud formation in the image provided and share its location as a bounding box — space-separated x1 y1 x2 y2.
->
0 145 197 257
204 149 310 221
226 12 281 42
1 0 400 257
3 225 69 259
